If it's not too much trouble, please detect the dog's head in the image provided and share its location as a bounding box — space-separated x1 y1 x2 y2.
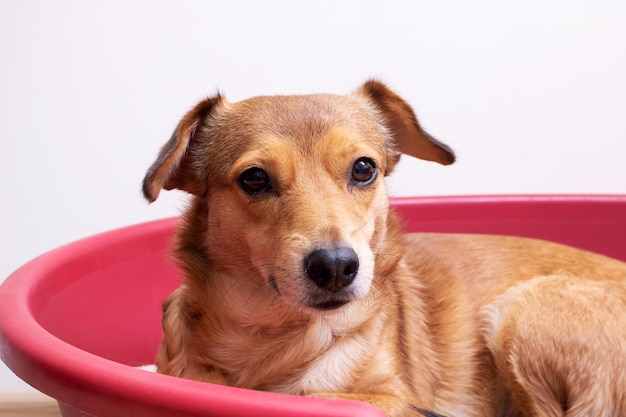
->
143 80 454 316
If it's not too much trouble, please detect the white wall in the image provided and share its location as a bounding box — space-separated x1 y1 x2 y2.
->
1 0 624 392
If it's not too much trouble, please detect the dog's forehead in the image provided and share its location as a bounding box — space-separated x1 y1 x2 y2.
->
225 93 384 141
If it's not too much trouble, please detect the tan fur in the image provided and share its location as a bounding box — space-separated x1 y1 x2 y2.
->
143 80 626 417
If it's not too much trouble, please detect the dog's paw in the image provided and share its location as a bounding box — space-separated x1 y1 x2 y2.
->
135 364 157 373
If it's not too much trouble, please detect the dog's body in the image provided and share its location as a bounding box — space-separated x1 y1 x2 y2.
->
143 81 626 417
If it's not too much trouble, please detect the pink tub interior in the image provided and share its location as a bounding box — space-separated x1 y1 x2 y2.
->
1 195 625 417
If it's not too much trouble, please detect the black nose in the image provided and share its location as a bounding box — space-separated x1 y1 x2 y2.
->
305 247 359 292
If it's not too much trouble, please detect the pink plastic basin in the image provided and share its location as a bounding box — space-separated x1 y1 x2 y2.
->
1 195 626 417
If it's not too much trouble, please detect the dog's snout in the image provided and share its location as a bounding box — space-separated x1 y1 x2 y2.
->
305 248 359 292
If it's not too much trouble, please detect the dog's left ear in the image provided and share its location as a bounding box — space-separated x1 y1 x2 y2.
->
358 80 455 168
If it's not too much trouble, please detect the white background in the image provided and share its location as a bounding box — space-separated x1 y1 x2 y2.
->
1 1 625 392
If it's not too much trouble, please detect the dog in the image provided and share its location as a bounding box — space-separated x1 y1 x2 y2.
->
142 80 626 417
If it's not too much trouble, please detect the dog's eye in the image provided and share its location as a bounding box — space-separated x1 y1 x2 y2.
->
239 167 273 195
351 158 377 186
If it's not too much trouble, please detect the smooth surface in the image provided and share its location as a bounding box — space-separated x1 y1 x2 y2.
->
1 195 626 416
393 195 626 261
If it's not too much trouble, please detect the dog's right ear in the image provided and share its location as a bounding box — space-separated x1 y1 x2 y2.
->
142 95 224 203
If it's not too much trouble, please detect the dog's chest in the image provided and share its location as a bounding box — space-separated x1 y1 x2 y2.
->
280 333 369 394
219 319 376 395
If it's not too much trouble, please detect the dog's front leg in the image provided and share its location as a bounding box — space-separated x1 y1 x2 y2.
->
310 392 441 417
156 286 230 386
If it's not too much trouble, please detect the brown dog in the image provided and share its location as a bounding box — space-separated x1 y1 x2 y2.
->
143 80 626 417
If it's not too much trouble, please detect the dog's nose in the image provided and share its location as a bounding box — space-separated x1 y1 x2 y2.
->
305 248 359 292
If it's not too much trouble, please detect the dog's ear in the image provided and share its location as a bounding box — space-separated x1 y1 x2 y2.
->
358 80 455 167
142 95 224 202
